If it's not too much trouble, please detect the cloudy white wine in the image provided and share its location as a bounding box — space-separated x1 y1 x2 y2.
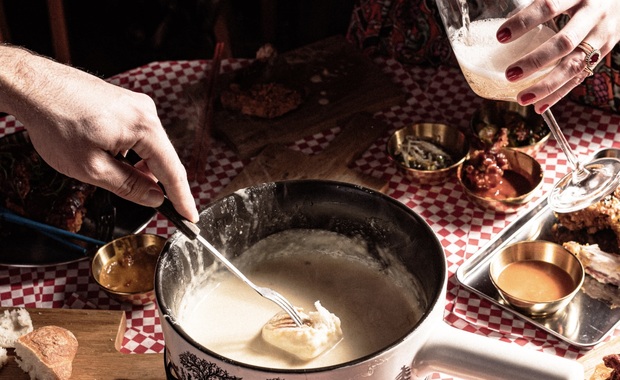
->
450 18 555 100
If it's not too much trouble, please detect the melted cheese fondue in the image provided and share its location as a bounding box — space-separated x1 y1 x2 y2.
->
178 229 424 369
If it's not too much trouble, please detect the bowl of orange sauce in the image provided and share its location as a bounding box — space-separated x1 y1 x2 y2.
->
457 148 543 213
489 241 584 317
91 233 166 305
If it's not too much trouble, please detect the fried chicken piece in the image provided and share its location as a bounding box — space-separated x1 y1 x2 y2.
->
552 223 620 254
219 43 305 119
220 82 303 119
605 354 620 380
591 354 620 380
555 187 620 248
0 137 96 233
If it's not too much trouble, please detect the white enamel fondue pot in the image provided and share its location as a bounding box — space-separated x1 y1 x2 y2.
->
156 180 583 380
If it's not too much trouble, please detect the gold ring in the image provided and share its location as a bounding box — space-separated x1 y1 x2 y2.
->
577 41 601 70
582 65 594 77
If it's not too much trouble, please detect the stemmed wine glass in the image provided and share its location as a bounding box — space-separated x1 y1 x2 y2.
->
435 0 620 213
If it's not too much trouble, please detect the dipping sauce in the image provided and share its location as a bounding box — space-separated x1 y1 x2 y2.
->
178 229 424 369
98 244 160 293
474 170 532 200
496 260 575 302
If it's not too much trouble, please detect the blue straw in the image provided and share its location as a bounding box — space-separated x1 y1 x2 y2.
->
39 230 89 254
0 208 107 246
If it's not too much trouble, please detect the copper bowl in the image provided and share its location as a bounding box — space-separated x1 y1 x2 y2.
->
471 100 549 156
457 148 543 213
489 241 584 317
91 233 166 305
386 123 469 185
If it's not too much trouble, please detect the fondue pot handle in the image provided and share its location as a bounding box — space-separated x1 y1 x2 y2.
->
411 323 583 380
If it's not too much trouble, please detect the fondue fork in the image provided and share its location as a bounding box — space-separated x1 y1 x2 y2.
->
156 197 305 327
114 151 303 326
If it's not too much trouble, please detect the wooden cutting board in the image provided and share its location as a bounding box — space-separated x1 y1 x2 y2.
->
579 336 620 379
218 112 390 198
213 35 404 159
0 308 164 379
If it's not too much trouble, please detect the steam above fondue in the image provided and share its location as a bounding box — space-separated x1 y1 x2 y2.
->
178 229 424 369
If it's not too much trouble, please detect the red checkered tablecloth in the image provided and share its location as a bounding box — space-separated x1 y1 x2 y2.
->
2 56 620 379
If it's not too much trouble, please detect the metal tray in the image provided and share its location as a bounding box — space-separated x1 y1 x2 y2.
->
456 184 620 347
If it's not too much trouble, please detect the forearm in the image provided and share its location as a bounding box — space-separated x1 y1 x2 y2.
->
0 44 199 222
0 45 42 116
0 44 96 128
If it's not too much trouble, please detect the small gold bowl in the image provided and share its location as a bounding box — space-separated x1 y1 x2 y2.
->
471 100 549 156
91 234 166 306
457 148 543 213
489 241 584 317
386 123 469 185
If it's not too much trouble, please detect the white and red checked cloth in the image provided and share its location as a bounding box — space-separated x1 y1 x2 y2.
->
2 56 620 379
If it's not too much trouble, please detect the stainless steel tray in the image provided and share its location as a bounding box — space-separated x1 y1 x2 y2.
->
456 195 620 347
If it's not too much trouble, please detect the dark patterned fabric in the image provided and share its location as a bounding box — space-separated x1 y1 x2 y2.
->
556 15 620 113
346 0 455 67
347 0 620 113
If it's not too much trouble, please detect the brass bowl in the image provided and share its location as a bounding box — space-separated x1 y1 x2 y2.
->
91 234 166 306
457 148 543 214
386 123 469 185
489 241 584 317
471 100 549 156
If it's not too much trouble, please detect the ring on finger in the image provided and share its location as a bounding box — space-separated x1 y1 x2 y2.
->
582 65 594 77
577 41 601 70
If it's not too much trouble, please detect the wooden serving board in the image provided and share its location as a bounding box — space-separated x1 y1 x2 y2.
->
213 35 404 159
579 336 620 379
218 112 390 197
0 308 164 379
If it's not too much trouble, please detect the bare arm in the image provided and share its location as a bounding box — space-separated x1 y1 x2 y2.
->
0 45 199 222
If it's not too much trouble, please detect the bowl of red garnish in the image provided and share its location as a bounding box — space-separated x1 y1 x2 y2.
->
457 144 543 213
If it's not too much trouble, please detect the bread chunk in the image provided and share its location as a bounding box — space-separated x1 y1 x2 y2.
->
0 308 33 348
15 325 78 380
262 301 342 361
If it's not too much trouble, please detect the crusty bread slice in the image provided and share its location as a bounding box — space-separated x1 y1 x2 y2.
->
15 325 78 380
0 308 33 348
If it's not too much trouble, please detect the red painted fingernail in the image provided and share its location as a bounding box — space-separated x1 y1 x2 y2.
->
520 93 536 103
506 66 523 81
497 28 512 43
538 104 550 113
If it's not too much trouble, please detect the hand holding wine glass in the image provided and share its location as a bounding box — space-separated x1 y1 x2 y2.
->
435 0 620 213
496 0 620 114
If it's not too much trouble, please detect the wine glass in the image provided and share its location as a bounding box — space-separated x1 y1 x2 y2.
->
435 0 620 213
